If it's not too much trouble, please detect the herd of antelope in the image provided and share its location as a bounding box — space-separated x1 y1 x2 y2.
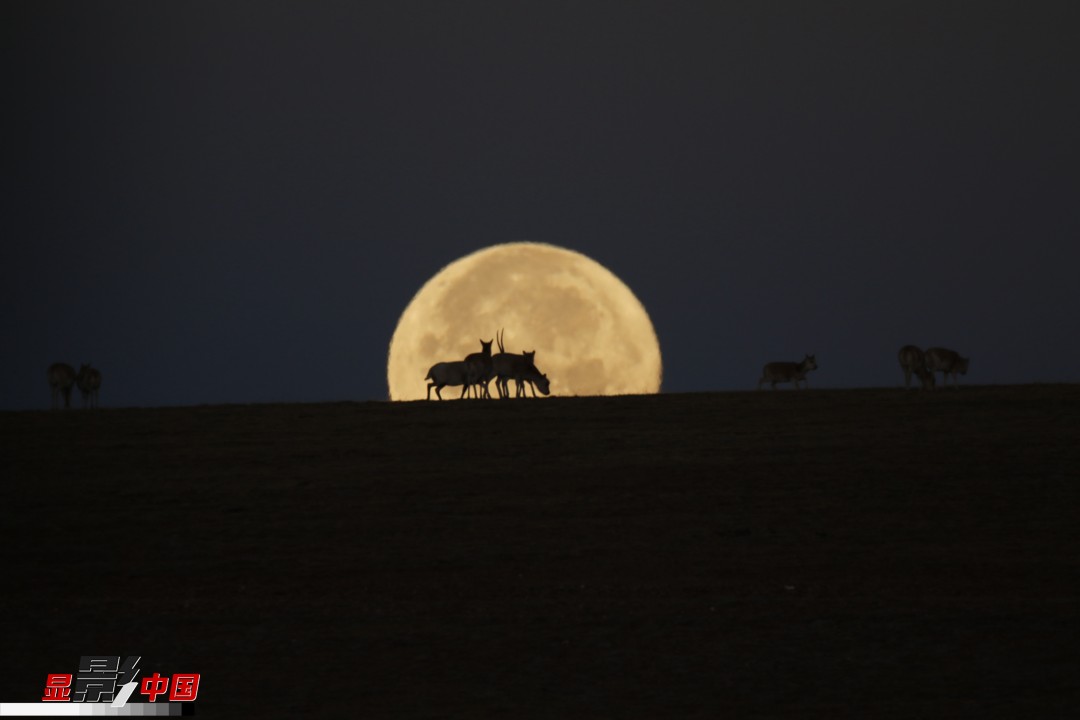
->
425 329 551 400
896 345 970 390
45 344 968 407
757 346 969 391
47 362 102 409
425 337 967 400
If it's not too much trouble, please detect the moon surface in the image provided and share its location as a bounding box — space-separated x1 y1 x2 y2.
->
387 242 662 400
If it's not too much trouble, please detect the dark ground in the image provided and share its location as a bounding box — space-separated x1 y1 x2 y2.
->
2 386 1078 718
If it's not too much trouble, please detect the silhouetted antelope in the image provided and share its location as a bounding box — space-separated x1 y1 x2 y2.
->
495 353 548 398
492 329 541 398
48 362 76 409
464 338 494 398
925 347 969 388
425 361 479 400
514 351 539 397
758 354 818 390
514 363 551 397
76 364 103 408
898 345 935 390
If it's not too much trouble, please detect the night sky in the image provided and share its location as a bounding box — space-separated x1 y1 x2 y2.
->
5 1 1079 409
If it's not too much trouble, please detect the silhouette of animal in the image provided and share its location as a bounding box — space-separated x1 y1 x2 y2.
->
464 338 494 398
495 353 548 398
925 347 969 388
898 346 935 390
76 364 103 408
48 363 76 409
513 351 539 397
424 361 479 400
492 329 541 398
511 361 551 397
758 354 818 390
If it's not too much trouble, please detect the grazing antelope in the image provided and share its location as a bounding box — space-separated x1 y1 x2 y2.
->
492 329 541 398
424 361 479 400
48 362 76 409
514 351 539 397
76 364 103 408
898 345 935 390
514 363 551 397
758 354 818 390
464 338 494 398
925 347 969 388
495 353 550 398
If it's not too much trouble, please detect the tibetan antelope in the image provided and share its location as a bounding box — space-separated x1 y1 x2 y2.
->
492 329 542 398
925 347 969 388
424 361 479 400
514 363 551 397
758 354 818 390
495 353 550 398
898 345 935 390
513 351 538 397
48 362 76 409
76 364 103 408
464 338 494 398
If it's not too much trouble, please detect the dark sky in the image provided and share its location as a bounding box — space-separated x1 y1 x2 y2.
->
4 1 1079 409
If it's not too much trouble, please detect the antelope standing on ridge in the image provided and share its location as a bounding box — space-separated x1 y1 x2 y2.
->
758 354 818 390
424 361 479 400
494 352 550 398
48 362 77 409
492 329 543 398
898 345 935 390
464 339 494 398
512 351 538 397
76 364 103 408
925 347 969 388
512 363 551 397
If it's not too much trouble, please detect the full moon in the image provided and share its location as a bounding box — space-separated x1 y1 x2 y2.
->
387 242 662 400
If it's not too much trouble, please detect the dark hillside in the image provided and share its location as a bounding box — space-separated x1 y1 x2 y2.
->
2 386 1078 717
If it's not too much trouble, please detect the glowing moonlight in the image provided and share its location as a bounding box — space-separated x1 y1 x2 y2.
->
387 242 662 400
